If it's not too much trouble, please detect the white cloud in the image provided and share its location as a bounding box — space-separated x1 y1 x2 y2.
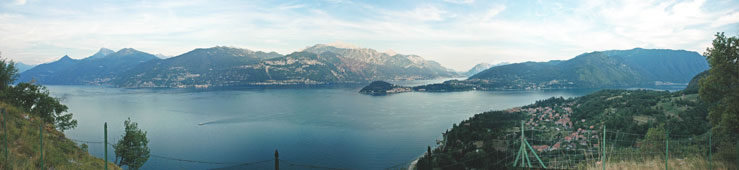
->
443 0 475 4
406 5 448 21
278 3 305 10
712 12 739 27
14 0 26 5
482 5 506 21
0 0 737 71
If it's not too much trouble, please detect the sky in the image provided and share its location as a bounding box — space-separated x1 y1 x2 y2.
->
0 0 738 71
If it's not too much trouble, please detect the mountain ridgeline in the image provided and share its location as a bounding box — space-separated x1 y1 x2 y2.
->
21 44 458 88
19 48 159 85
115 44 457 87
407 48 708 92
462 62 510 76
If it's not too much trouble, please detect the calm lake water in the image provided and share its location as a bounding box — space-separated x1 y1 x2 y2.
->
46 83 683 170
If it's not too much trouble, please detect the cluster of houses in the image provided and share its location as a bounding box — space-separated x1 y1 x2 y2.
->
507 103 602 152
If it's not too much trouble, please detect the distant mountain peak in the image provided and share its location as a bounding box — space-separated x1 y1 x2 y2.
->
117 48 138 53
474 63 493 68
324 42 362 49
60 55 72 60
464 63 493 76
154 53 170 59
194 46 256 54
87 48 115 59
304 43 366 52
97 48 114 54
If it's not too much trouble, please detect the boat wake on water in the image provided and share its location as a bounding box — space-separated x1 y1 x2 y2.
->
197 113 289 126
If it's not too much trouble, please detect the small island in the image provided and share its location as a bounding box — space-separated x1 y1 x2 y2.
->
359 81 412 95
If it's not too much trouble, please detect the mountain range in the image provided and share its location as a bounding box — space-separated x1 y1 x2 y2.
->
19 48 160 85
469 48 707 88
19 46 708 89
20 44 458 87
389 48 709 92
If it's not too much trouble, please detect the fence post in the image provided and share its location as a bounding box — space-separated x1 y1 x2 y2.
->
3 108 7 161
708 131 712 170
665 128 669 170
603 125 606 170
275 149 279 170
39 122 43 169
104 122 108 170
427 146 432 169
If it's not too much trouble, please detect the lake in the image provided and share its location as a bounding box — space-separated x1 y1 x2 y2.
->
47 83 680 170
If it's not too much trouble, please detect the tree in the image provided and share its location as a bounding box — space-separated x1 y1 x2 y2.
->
699 33 739 136
0 52 17 91
0 55 77 131
699 32 739 161
114 118 150 170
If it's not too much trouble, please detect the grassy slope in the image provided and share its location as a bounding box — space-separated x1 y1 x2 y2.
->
587 156 731 170
0 102 121 170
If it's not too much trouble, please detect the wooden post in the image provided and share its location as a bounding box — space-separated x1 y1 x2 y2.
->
274 149 279 170
104 122 108 170
708 131 712 170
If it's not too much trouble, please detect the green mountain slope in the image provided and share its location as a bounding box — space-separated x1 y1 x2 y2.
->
0 102 120 169
113 46 284 88
601 48 709 83
685 70 708 93
413 48 708 91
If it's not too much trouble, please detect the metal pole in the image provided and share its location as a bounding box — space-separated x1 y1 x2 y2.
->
275 149 279 170
3 108 7 160
514 121 524 167
39 122 43 169
104 122 108 170
603 125 606 170
524 139 546 168
709 131 712 170
666 128 669 170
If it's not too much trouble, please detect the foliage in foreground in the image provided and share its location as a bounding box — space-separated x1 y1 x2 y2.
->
0 56 77 132
700 32 739 162
113 118 150 170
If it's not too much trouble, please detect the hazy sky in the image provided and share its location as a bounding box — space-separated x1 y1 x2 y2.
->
1 0 738 71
